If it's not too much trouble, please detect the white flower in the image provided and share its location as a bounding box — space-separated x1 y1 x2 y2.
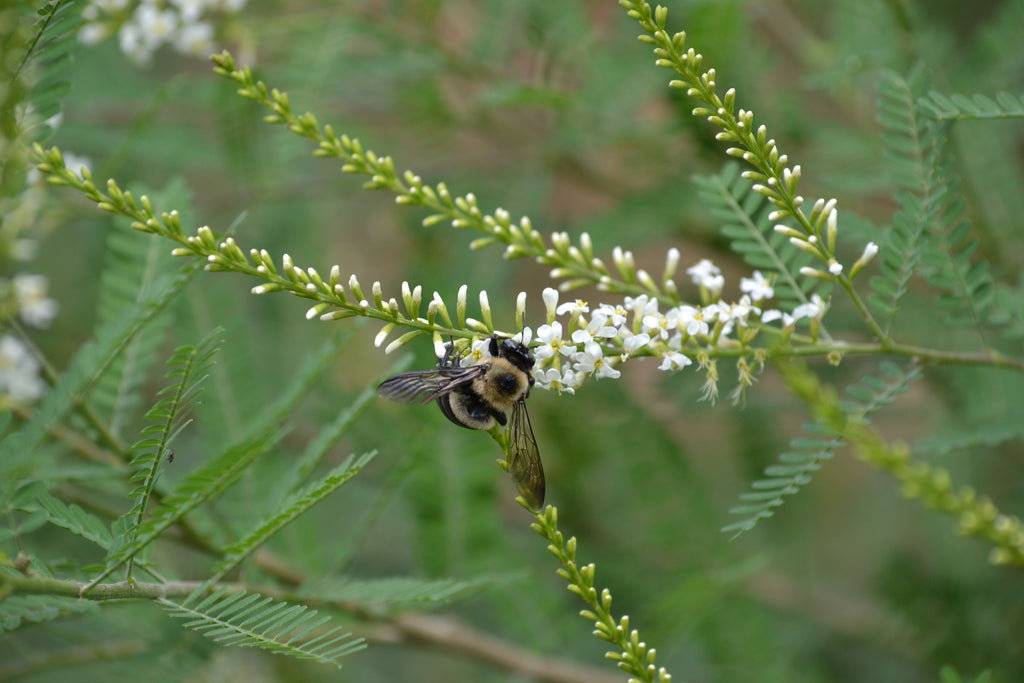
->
740 271 774 301
80 22 111 46
466 337 493 364
534 321 573 361
643 307 681 341
620 331 651 355
658 351 693 371
556 298 589 316
13 274 58 328
542 287 559 321
792 294 827 322
119 20 153 63
716 296 759 327
687 259 724 293
0 335 45 401
596 303 628 328
513 326 533 347
674 305 709 337
572 342 621 380
761 309 795 327
624 294 658 320
136 3 178 41
170 0 206 22
533 367 578 394
570 312 617 346
174 21 214 56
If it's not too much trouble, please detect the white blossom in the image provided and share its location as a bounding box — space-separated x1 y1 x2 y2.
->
658 351 693 372
556 298 589 316
534 321 572 361
13 274 58 328
740 271 774 301
0 335 46 401
687 259 724 294
792 294 827 321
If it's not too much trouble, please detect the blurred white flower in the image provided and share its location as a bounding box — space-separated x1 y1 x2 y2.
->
13 274 59 328
0 335 46 402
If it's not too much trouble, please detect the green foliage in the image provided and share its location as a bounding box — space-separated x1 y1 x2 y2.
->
4 1 1024 682
208 451 376 584
119 328 225 577
296 574 509 611
920 91 1024 120
89 180 193 438
725 361 923 535
873 68 995 336
693 162 820 311
158 588 365 666
36 491 112 549
15 0 84 137
0 259 200 484
0 594 99 633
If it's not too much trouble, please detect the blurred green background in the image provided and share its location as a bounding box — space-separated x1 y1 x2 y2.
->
8 0 1024 681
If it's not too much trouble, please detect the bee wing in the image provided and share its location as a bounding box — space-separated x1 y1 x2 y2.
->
508 398 544 509
377 366 486 406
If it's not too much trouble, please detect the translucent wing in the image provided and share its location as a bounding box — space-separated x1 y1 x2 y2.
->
508 398 544 509
376 366 486 406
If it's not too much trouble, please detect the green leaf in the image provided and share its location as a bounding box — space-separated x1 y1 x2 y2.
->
919 90 1024 120
207 451 376 585
725 362 922 537
158 588 365 667
0 595 100 634
94 424 285 588
298 574 513 611
115 328 225 575
90 180 194 439
36 492 113 549
0 260 201 487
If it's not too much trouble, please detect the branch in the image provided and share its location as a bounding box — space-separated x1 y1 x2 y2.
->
2 571 622 683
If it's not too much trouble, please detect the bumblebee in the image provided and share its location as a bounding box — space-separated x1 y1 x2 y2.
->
377 334 544 509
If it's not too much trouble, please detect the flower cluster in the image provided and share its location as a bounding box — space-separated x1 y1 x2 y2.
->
441 258 831 399
79 0 246 65
0 274 58 402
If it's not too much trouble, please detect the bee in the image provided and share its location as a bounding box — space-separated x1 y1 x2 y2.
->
376 334 544 509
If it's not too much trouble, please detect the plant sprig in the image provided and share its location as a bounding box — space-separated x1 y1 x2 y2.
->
209 50 682 305
530 502 672 683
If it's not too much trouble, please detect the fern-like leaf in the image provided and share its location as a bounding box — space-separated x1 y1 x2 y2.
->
0 595 100 634
724 362 922 536
17 0 85 137
207 451 376 585
298 574 507 611
274 352 411 500
36 491 112 549
116 328 224 577
94 424 285 588
919 90 1024 120
158 588 365 667
871 68 995 337
693 162 822 311
870 67 936 333
0 261 200 486
90 180 194 438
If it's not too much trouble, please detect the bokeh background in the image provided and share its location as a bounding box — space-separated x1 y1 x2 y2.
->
7 0 1024 681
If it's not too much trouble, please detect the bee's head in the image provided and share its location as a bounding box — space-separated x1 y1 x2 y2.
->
489 334 535 374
